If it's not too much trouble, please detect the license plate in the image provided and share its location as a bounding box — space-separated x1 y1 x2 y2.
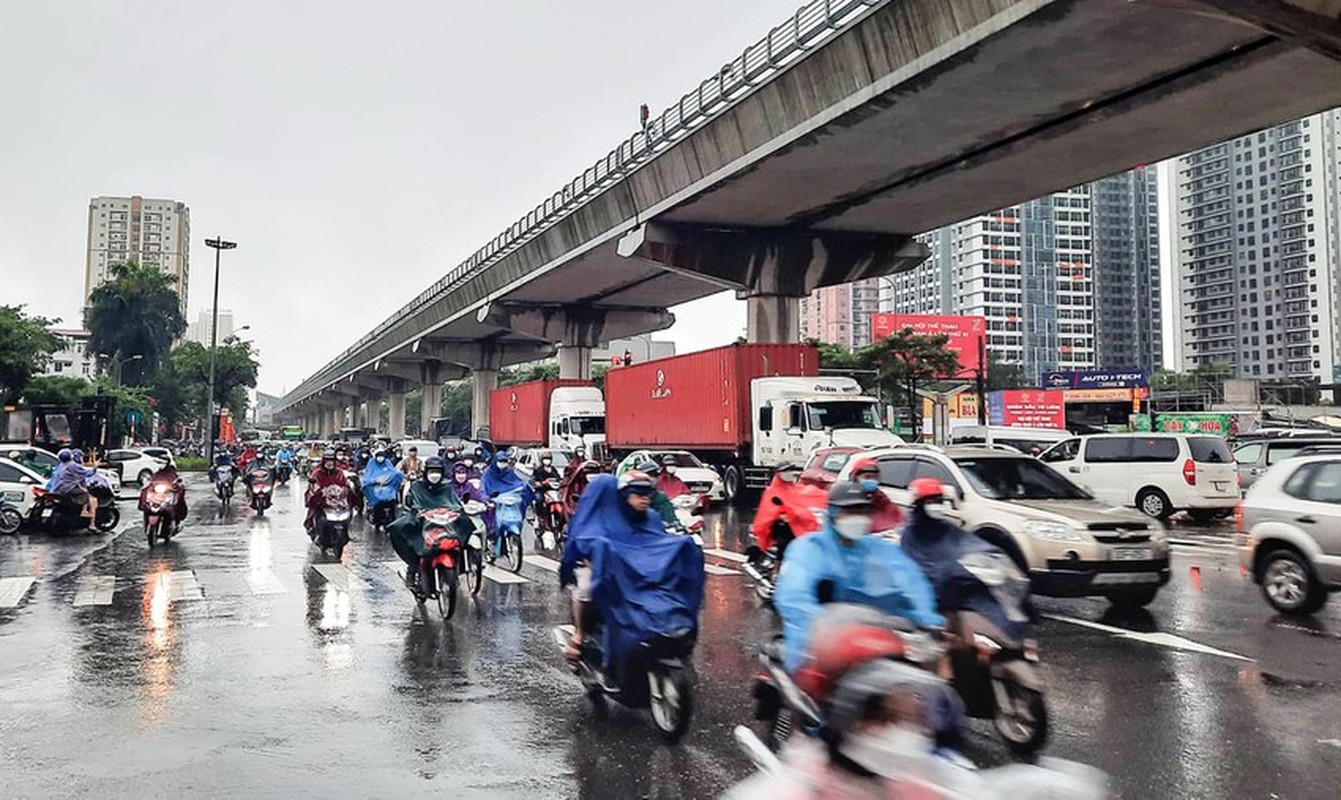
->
1112 547 1153 561
1 491 21 502
41 509 53 519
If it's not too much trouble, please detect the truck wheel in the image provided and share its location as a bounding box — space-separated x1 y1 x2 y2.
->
723 466 745 507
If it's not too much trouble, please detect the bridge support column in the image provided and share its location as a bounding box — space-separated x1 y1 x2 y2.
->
420 384 443 437
558 345 593 380
745 293 802 344
328 406 342 436
388 393 406 439
472 370 497 439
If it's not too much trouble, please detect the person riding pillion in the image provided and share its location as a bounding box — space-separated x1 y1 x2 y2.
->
773 480 944 672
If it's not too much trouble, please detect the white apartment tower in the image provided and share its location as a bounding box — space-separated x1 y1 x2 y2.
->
1173 110 1341 382
883 170 1161 383
84 195 191 311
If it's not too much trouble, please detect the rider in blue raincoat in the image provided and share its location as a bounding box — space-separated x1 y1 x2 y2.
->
481 451 533 555
361 450 404 510
559 472 705 669
774 480 944 673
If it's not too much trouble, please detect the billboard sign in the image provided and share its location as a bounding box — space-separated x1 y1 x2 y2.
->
987 390 1066 428
870 314 986 378
1153 413 1240 437
1043 369 1148 390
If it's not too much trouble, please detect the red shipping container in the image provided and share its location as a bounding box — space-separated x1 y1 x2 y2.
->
605 344 818 451
489 379 593 447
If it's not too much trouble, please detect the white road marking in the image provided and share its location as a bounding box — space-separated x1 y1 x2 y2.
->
483 565 529 585
166 570 203 601
246 569 287 595
0 576 37 608
527 554 562 573
312 563 356 591
1045 614 1251 661
704 548 749 563
703 564 739 576
73 575 117 607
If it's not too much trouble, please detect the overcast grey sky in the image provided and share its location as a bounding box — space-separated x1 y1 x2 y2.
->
0 1 797 395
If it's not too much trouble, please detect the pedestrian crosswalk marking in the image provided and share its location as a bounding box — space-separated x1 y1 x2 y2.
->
703 563 739 576
165 570 203 601
0 576 36 608
313 563 356 591
527 554 562 573
704 548 748 563
73 575 116 606
483 565 529 585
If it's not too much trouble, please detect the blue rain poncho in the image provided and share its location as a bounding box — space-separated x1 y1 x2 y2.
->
560 475 705 666
361 457 404 506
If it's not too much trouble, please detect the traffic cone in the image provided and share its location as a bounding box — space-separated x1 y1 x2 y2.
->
1190 564 1202 592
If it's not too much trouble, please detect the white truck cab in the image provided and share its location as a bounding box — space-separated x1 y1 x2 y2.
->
548 386 606 452
751 377 902 467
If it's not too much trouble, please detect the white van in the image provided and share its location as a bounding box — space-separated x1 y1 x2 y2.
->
1039 433 1239 520
948 425 1071 455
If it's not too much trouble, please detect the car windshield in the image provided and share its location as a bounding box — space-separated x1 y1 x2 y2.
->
956 457 1091 500
806 401 881 430
570 416 605 435
654 451 704 468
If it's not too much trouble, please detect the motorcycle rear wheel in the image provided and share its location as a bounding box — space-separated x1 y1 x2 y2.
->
503 532 523 573
436 565 458 620
994 681 1048 755
648 668 694 744
0 506 21 535
464 547 483 596
95 507 120 533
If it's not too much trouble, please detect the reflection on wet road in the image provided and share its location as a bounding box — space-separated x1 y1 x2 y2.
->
2 476 1339 797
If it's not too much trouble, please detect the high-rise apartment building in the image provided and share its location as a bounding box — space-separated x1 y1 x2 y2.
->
84 196 191 310
882 168 1161 383
800 278 881 347
1172 110 1341 382
186 309 235 345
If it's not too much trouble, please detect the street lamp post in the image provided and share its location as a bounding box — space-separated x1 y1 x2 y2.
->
204 236 237 465
97 352 143 386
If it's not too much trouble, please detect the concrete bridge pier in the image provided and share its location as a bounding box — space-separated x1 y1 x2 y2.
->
473 303 672 381
744 293 803 345
387 393 406 439
471 370 497 439
419 361 445 439
557 346 593 381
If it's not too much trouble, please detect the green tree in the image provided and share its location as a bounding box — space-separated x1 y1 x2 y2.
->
986 353 1026 391
0 305 61 403
866 328 961 437
84 260 186 385
499 362 560 387
21 374 92 405
167 338 259 418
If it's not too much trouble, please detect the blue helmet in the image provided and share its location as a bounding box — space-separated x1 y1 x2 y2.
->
57 448 73 463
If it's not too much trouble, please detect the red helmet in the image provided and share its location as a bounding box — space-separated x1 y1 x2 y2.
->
850 457 878 477
908 477 945 503
793 605 909 702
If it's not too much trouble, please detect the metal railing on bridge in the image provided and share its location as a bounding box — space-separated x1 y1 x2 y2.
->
288 0 886 404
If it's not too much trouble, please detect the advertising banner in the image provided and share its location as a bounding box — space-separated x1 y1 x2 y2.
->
1153 413 1240 437
1043 369 1149 390
870 314 986 378
987 390 1066 428
1063 388 1136 403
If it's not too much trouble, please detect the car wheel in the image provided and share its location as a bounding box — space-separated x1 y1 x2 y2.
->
1186 509 1220 525
1136 488 1172 520
723 466 744 507
1260 549 1328 615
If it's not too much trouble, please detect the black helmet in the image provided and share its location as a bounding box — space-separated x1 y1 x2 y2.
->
828 480 872 509
580 460 601 473
424 456 446 471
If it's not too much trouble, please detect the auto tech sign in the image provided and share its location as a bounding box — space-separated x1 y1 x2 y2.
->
987 390 1066 428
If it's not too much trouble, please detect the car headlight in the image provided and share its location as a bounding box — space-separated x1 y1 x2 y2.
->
1021 519 1088 543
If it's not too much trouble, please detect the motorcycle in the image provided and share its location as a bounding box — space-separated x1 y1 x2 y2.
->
365 476 400 532
741 473 827 602
533 478 566 551
489 488 526 573
274 461 293 485
141 479 180 548
553 622 697 744
28 481 120 534
313 483 353 560
938 550 1048 756
406 500 488 620
342 467 363 514
246 468 274 515
667 493 706 546
0 499 22 535
214 465 237 505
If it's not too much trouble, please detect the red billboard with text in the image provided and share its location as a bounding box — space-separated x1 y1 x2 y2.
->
870 314 986 378
987 390 1067 429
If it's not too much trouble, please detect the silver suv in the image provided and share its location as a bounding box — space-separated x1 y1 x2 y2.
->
1237 454 1341 615
839 446 1170 608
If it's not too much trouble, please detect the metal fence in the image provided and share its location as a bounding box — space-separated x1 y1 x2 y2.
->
286 0 886 405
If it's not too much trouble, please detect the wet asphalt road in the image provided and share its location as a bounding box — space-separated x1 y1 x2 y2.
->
2 477 1340 799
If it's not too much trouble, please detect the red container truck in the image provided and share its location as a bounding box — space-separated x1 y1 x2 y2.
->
604 344 899 502
487 379 604 450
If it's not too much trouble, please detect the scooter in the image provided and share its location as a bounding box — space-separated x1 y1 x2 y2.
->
141 479 180 548
364 475 400 532
274 462 293 485
214 466 236 505
553 623 697 744
313 484 353 560
28 482 120 534
741 473 827 602
533 478 566 551
489 489 526 573
668 494 706 546
247 468 274 515
406 501 487 621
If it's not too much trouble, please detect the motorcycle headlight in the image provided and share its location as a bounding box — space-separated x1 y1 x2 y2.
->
1021 519 1088 543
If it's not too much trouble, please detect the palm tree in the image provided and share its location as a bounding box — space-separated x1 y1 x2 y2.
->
84 260 186 386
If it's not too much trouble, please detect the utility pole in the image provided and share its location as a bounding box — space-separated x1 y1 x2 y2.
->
203 236 237 466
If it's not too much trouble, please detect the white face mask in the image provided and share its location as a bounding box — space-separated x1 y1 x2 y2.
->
426 472 443 485
375 455 385 464
463 459 474 468
839 726 934 779
665 466 677 475
833 514 872 541
922 502 951 522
